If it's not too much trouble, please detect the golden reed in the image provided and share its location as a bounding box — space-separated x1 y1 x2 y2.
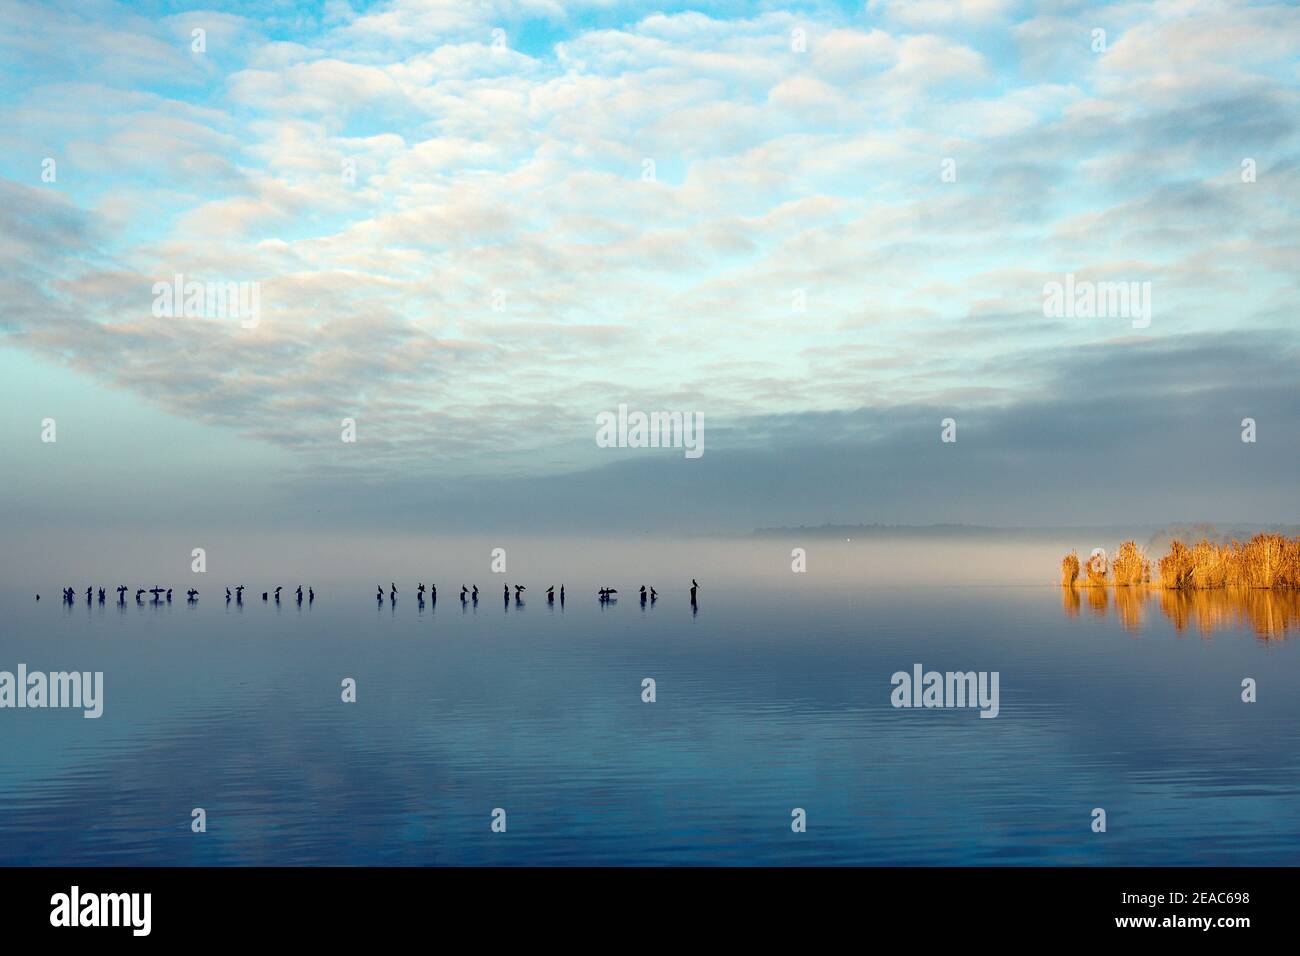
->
1060 534 1300 590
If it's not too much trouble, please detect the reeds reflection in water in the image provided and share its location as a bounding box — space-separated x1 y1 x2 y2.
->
1062 585 1300 639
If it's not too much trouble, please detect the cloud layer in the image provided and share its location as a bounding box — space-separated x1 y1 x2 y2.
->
0 0 1296 529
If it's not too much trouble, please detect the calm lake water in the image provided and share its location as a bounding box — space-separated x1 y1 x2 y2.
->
1 574 1298 866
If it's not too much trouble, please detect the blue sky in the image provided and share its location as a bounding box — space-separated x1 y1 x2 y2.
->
1 0 1297 533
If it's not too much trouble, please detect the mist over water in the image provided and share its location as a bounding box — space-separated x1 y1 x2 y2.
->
6 532 1074 594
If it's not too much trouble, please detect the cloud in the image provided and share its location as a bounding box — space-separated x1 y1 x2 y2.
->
0 0 1296 531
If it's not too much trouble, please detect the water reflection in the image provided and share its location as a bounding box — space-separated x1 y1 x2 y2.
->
1062 586 1300 638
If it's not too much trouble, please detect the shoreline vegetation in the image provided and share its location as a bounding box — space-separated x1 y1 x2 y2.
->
1061 535 1300 590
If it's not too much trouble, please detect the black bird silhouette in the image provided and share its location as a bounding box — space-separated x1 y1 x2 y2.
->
547 586 554 604
85 587 92 603
263 591 269 601
309 587 314 603
460 585 468 602
35 594 40 601
166 588 173 602
296 586 303 605
430 584 436 604
650 586 658 603
117 586 128 603
226 587 232 601
560 585 565 606
186 589 198 601
639 585 647 605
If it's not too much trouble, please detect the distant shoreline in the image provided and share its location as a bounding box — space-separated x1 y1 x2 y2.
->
749 522 1300 542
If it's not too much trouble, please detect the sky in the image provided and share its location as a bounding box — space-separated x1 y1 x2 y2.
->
0 0 1296 536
